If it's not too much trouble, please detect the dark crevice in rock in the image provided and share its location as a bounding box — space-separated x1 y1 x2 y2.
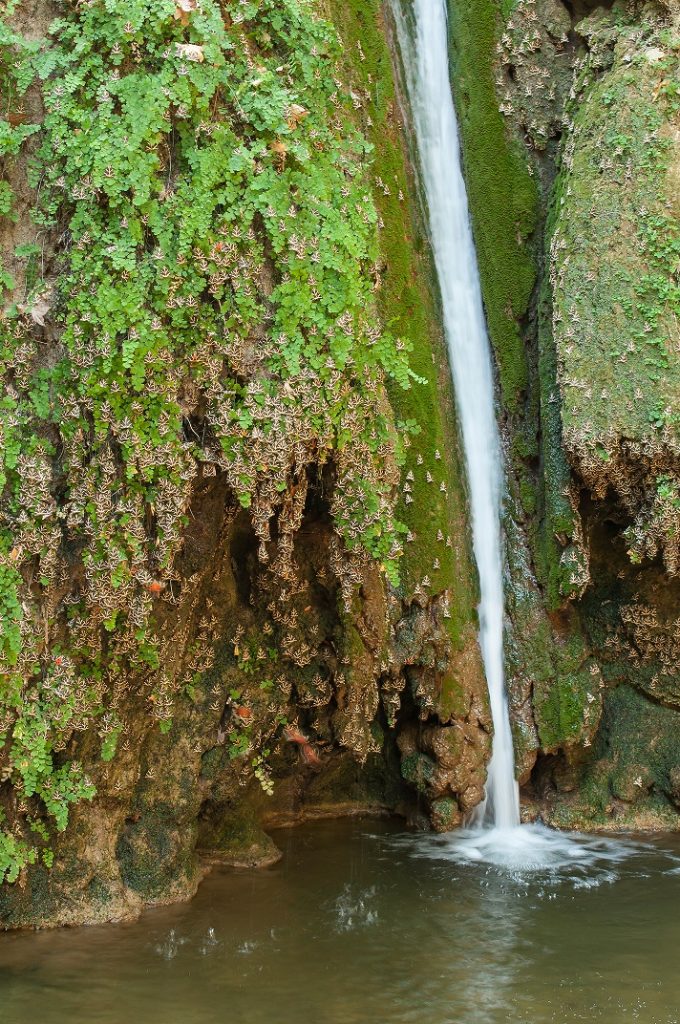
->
229 516 259 608
560 0 616 24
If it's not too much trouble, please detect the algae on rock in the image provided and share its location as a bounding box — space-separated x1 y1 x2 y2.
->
551 24 680 578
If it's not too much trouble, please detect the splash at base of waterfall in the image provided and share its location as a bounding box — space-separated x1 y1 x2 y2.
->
400 822 647 875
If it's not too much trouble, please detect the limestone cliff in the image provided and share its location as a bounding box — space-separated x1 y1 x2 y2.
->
0 0 490 928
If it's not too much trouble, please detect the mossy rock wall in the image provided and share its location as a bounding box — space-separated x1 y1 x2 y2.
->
0 0 491 926
446 0 539 415
448 0 680 827
551 24 680 579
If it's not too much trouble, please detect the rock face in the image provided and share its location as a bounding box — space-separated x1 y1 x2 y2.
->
552 28 680 581
0 0 490 927
450 0 680 829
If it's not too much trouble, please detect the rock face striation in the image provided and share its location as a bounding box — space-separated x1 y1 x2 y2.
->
0 0 678 928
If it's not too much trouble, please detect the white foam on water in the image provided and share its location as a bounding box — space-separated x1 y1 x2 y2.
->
392 823 676 887
421 823 638 871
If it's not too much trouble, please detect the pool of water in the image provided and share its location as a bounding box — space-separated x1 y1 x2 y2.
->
2 817 680 1024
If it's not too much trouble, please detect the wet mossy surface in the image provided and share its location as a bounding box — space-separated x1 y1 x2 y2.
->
198 804 281 868
553 34 679 450
116 801 199 900
400 751 437 795
541 686 680 830
531 639 599 753
327 0 480 645
550 25 680 577
446 0 540 413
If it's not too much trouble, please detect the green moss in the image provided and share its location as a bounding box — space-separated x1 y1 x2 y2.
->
550 686 680 829
430 796 460 831
443 0 579 608
518 474 537 518
549 773 610 828
447 0 539 412
0 861 52 927
505 538 598 754
328 0 479 646
200 805 280 866
535 259 581 607
437 672 470 721
116 801 196 899
200 746 225 782
534 27 680 602
552 42 680 449
534 662 593 752
400 751 436 794
586 686 680 811
547 29 680 576
87 875 113 906
211 812 261 850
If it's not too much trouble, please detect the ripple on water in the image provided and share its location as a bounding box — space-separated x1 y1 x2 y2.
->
329 883 380 933
152 928 189 961
3 819 680 1024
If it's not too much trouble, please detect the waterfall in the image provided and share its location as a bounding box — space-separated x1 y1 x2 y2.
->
391 0 520 830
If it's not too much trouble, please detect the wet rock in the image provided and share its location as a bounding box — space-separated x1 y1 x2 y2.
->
611 765 654 804
430 797 462 832
669 766 680 808
200 814 282 869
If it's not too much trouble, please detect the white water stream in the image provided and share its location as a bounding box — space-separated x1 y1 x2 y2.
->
388 0 642 871
391 0 520 831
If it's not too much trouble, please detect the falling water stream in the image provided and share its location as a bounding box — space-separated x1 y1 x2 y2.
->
389 0 647 871
390 0 519 832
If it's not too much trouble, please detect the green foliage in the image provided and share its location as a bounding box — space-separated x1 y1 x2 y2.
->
0 181 14 217
0 0 417 883
251 750 274 796
0 827 36 884
328 0 479 633
0 560 22 668
100 727 121 762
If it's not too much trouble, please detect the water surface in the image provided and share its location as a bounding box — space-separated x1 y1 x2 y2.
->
2 817 680 1024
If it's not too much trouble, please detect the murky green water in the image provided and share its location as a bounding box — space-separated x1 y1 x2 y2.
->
2 817 680 1024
